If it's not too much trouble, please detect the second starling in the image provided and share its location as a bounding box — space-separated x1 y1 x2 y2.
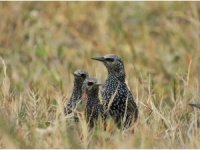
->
82 78 103 129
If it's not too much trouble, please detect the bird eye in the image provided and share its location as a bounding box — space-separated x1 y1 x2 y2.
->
81 74 86 78
87 82 94 86
105 58 114 62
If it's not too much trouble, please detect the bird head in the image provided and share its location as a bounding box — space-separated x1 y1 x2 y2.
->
91 54 125 80
82 77 101 97
73 69 88 82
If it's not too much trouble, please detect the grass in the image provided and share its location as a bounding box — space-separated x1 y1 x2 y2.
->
0 1 200 148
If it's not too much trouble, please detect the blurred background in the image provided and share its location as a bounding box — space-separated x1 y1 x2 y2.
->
0 2 200 92
0 2 200 148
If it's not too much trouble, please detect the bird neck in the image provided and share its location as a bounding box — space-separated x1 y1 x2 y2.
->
86 94 99 106
70 79 83 101
108 69 126 82
87 89 99 99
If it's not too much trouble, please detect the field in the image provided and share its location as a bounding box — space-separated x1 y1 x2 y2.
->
0 2 200 148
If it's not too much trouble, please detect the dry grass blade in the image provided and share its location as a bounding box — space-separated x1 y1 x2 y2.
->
105 83 119 113
122 94 128 126
0 57 10 98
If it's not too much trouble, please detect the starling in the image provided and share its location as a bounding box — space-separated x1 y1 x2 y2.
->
189 103 200 109
64 69 88 116
92 54 138 130
82 77 103 129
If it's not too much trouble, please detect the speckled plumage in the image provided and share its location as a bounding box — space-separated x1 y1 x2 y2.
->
92 54 138 129
82 78 103 129
64 70 88 116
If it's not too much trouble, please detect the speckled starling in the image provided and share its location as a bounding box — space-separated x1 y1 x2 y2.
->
64 69 88 116
189 103 200 109
92 54 138 130
82 77 103 129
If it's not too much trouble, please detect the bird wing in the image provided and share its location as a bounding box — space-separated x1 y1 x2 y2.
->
127 90 138 122
124 80 138 119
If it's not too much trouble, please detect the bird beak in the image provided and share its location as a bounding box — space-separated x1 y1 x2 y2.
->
73 72 80 77
91 56 105 62
95 83 102 86
189 103 200 109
